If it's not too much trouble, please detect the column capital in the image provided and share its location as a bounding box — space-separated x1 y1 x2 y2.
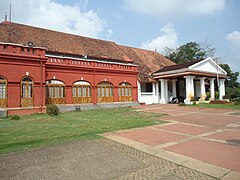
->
171 79 177 82
183 76 195 79
209 78 215 81
199 77 206 80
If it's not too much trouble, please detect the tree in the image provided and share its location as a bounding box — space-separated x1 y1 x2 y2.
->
219 64 239 88
165 41 216 64
219 64 240 99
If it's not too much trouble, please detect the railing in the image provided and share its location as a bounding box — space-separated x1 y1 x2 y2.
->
47 57 138 71
0 43 45 56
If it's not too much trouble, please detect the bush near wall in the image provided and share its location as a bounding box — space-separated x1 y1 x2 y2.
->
46 104 60 116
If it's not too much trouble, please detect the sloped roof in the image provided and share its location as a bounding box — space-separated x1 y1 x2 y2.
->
154 60 202 73
0 21 175 81
118 45 175 82
0 21 131 62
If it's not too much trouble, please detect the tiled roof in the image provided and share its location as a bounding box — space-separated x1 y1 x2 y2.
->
0 21 131 62
118 45 175 82
154 59 202 74
0 21 175 81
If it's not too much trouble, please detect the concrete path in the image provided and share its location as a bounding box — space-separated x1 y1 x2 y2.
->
101 104 240 180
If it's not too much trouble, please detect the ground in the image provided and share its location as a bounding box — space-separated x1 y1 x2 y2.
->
1 104 240 179
103 104 240 179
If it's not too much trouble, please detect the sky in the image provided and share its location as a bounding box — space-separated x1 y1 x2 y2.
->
0 0 239 75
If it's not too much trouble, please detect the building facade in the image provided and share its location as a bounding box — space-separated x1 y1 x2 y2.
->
0 21 227 115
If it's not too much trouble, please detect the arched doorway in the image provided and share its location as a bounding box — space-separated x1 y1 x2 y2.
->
0 76 7 108
118 82 132 102
97 81 113 103
73 81 91 104
21 76 34 107
46 80 65 104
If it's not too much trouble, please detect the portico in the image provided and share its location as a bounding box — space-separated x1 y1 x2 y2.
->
152 58 227 104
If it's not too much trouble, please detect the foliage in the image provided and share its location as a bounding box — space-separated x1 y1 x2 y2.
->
235 97 240 105
0 107 166 154
10 115 20 120
222 95 230 99
219 64 239 88
46 104 60 116
195 103 240 110
165 41 216 64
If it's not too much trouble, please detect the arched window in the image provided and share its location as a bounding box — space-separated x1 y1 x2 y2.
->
73 81 91 104
0 76 7 108
97 82 113 103
118 82 132 102
46 80 65 104
21 76 34 107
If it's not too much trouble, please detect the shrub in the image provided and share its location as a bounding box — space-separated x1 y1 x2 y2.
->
206 92 210 100
222 95 230 99
234 97 240 105
226 87 240 100
46 104 60 116
10 115 20 120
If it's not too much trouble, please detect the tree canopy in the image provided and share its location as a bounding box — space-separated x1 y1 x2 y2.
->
220 64 239 88
165 41 215 64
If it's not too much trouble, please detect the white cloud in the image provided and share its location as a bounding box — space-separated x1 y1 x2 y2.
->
141 23 178 52
123 0 226 17
0 0 106 38
225 31 240 44
106 29 114 39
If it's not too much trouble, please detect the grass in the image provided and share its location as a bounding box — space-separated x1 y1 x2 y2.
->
0 107 165 154
195 103 240 110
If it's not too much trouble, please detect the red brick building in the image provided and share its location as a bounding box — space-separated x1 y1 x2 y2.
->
0 21 174 115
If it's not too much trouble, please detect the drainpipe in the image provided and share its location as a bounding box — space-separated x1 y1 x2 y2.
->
40 57 43 112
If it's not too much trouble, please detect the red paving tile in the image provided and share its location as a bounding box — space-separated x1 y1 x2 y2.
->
118 128 187 146
160 113 240 127
156 124 213 135
164 139 240 171
143 109 191 115
206 131 240 141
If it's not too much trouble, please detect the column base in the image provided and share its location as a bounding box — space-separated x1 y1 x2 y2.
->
160 99 166 104
184 99 191 104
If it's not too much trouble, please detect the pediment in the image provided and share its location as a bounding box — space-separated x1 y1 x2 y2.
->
188 58 227 75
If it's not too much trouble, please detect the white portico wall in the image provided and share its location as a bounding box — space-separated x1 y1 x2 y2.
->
137 81 160 104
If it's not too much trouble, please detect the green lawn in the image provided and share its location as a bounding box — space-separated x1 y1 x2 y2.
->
195 103 240 110
0 107 165 154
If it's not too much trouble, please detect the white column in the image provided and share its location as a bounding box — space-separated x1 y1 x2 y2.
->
160 79 166 104
171 79 177 97
199 77 206 101
137 80 141 102
184 76 195 104
219 79 226 100
152 82 156 95
164 79 169 103
209 78 215 100
222 79 225 96
156 81 159 103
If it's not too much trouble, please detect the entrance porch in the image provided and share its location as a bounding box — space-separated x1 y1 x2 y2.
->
138 58 227 105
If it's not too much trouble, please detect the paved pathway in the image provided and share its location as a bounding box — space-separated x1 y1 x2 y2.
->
102 104 240 180
0 139 216 180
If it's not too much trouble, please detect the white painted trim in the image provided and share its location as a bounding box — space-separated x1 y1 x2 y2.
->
189 57 227 75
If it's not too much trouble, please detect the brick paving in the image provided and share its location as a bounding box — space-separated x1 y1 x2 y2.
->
0 139 216 180
103 104 240 179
